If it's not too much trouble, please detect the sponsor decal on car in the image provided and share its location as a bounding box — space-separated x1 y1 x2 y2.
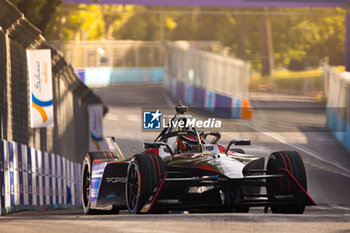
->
156 199 181 204
274 194 295 200
106 177 127 183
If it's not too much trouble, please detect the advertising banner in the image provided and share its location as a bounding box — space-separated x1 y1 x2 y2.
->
51 153 57 205
22 145 28 206
0 140 4 211
27 49 54 128
88 104 104 152
0 139 82 214
4 141 10 209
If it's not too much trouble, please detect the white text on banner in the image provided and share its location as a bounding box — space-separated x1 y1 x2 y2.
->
88 105 104 152
27 49 54 128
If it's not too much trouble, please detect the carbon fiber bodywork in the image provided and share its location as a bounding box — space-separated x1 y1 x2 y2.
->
85 104 315 213
88 151 314 212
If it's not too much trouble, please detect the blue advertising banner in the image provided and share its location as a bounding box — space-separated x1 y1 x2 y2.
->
0 140 4 211
0 139 81 215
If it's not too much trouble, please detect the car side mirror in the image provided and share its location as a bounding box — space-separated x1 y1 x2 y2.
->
225 139 251 154
144 142 174 156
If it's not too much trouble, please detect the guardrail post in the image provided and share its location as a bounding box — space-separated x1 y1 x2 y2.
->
345 8 350 71
5 30 11 142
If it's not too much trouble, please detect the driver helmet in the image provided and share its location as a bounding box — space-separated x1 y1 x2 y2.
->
176 135 199 153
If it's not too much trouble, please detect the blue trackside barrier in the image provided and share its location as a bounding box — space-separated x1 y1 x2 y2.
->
76 67 164 86
205 90 216 110
232 98 242 119
0 139 82 215
326 108 350 151
169 79 252 119
185 84 194 105
324 69 350 152
164 42 251 120
76 69 85 83
215 93 232 116
176 81 186 101
193 86 206 107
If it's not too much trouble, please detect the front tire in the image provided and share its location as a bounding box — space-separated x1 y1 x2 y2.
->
82 153 121 215
82 156 95 214
126 153 164 214
267 151 307 214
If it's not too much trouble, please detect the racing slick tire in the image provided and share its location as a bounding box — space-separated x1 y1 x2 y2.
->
266 151 307 214
126 153 164 214
82 154 96 214
82 152 120 215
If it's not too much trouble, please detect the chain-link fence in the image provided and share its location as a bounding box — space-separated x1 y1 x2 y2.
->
165 42 250 100
0 0 105 163
49 40 223 69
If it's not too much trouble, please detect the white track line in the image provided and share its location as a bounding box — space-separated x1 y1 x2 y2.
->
245 123 350 178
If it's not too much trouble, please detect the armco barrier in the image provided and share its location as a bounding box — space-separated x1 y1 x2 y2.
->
76 67 163 86
0 139 81 215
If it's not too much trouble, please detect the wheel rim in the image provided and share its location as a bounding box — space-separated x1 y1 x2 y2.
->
83 164 91 208
126 162 140 212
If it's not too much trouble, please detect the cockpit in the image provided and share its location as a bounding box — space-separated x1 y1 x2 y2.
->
152 103 222 157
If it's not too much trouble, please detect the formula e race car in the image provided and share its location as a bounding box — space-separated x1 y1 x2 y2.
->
81 104 315 214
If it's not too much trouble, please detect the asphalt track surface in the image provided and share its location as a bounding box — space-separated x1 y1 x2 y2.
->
2 84 350 233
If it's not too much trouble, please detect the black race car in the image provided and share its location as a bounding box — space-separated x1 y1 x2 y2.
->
81 104 315 214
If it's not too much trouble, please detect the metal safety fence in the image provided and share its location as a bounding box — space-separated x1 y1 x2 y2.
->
164 42 251 119
0 0 105 214
49 40 222 69
323 61 350 151
50 40 223 86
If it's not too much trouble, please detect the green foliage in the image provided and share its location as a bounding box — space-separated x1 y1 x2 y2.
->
45 4 105 40
9 0 61 32
270 8 345 68
43 5 346 68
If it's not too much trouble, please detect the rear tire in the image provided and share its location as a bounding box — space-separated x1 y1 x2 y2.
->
267 151 307 214
126 153 164 214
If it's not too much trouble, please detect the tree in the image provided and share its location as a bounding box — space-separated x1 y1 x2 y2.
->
9 0 62 32
100 5 123 40
40 5 346 71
